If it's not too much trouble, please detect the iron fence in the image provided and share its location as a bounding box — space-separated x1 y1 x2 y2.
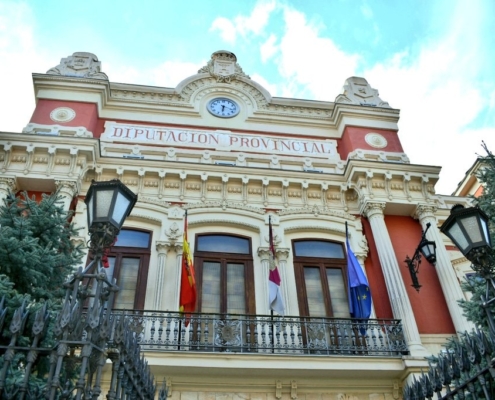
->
403 329 495 400
115 311 408 357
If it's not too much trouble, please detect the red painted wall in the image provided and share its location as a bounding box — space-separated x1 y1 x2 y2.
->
385 216 456 334
361 217 394 319
30 100 99 134
338 126 404 161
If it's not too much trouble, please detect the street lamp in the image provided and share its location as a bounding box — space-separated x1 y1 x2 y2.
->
440 204 495 335
405 222 437 291
85 179 138 256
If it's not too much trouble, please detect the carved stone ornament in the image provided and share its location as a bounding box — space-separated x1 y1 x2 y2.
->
198 50 250 83
165 222 181 241
365 133 388 149
46 52 108 80
335 77 390 108
50 107 76 123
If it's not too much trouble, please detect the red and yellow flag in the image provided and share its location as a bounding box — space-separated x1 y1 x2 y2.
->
179 210 196 320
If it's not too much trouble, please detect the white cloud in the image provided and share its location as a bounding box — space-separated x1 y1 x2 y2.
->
210 0 276 44
210 17 237 45
0 1 53 132
275 6 360 99
363 2 495 194
235 0 276 37
260 34 278 63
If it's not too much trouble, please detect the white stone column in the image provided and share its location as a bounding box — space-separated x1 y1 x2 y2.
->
416 205 474 333
154 241 172 310
362 202 428 356
175 242 184 311
258 248 272 314
0 177 16 205
257 247 290 315
55 180 79 211
276 248 290 315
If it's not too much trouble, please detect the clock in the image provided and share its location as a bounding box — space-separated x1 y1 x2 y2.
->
207 98 240 118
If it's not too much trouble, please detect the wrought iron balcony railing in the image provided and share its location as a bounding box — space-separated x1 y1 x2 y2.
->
112 311 408 357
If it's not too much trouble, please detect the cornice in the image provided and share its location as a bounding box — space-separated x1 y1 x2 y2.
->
32 73 400 133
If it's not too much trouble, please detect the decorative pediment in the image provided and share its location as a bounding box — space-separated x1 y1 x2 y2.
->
47 52 108 80
197 50 250 83
335 77 390 108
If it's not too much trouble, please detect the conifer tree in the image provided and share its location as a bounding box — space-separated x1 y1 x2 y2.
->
0 190 84 302
458 142 495 330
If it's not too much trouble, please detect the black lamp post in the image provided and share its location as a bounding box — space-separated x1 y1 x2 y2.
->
440 204 495 336
85 179 138 256
405 222 437 291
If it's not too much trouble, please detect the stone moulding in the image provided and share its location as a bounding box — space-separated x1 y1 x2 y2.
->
22 123 93 138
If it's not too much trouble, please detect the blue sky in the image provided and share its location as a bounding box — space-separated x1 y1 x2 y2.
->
1 0 494 194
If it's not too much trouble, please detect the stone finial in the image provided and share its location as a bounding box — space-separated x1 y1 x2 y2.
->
46 52 108 80
335 76 390 108
198 50 250 83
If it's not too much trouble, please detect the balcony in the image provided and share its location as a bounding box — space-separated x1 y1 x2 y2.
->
113 311 408 357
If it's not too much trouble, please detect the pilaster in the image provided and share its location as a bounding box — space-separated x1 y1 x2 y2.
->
154 241 174 310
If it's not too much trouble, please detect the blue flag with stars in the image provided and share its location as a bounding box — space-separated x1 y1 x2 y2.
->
346 223 372 320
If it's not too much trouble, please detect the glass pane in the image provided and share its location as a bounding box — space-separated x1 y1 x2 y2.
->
202 261 221 314
459 215 483 243
326 269 350 318
114 230 150 248
294 241 344 258
227 263 245 314
87 194 93 226
447 222 469 252
114 257 139 310
304 267 327 317
112 192 130 227
95 189 114 219
197 235 250 254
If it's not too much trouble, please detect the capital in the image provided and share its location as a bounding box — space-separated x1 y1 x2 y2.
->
361 201 386 219
0 177 16 193
55 180 79 197
414 204 438 222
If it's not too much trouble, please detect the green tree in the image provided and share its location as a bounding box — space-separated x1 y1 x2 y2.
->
458 142 495 330
0 190 84 397
0 190 84 302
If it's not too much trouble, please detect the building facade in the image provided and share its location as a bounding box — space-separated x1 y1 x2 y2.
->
0 51 476 399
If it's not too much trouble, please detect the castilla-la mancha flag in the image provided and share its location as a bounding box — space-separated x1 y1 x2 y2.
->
179 210 196 322
268 216 285 315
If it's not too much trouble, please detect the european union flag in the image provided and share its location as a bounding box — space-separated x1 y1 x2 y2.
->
346 223 372 320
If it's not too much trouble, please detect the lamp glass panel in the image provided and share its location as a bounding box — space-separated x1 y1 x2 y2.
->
95 189 114 219
113 192 131 227
87 193 94 226
481 218 492 245
421 243 433 258
447 222 470 252
459 215 483 243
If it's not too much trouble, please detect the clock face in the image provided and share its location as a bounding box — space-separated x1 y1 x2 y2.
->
207 98 240 118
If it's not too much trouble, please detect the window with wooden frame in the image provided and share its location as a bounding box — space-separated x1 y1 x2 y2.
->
194 233 255 315
105 228 152 310
293 239 350 318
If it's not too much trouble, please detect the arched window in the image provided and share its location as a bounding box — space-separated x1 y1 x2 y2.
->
194 233 255 315
105 228 152 310
293 239 350 318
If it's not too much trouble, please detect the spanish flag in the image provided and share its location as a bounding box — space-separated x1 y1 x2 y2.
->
179 210 196 323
